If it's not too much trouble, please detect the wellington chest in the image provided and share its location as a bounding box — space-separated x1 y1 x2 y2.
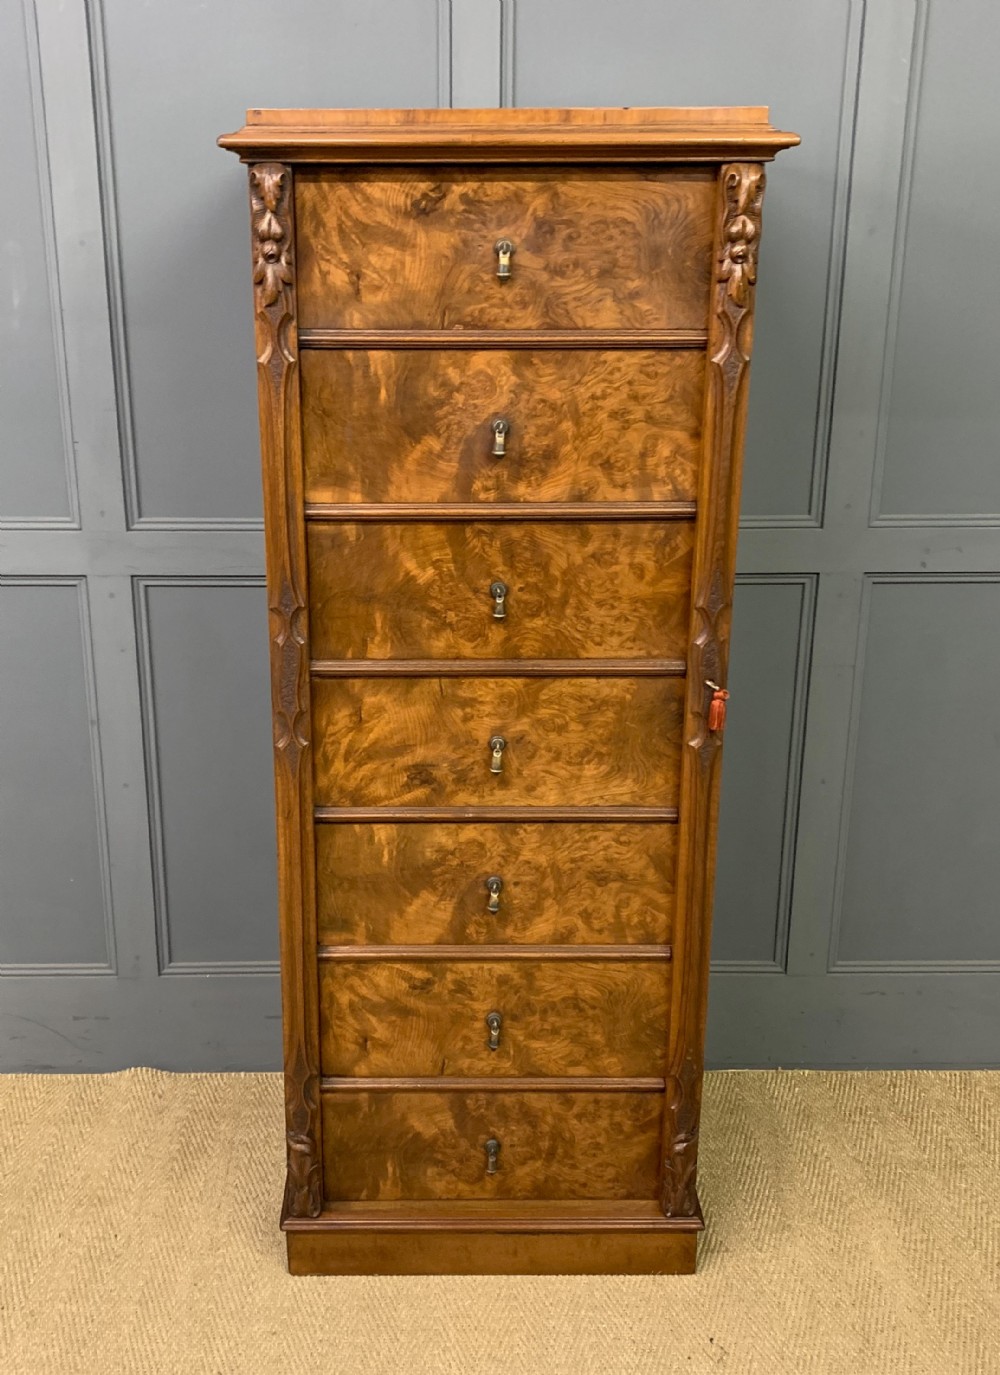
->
219 106 798 1275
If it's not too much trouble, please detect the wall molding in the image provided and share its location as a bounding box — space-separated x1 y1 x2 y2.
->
833 958 1000 976
0 577 116 976
437 0 453 106
133 575 278 976
499 0 516 107
84 0 266 534
862 1 995 527
1 0 82 532
162 960 279 978
741 0 865 531
710 959 786 975
827 572 1000 973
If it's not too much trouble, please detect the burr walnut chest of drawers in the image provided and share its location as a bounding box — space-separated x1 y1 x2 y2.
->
219 107 798 1275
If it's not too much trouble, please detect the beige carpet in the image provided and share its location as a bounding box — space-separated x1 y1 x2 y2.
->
0 1070 997 1374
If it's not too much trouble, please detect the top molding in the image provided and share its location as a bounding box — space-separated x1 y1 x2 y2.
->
218 107 800 164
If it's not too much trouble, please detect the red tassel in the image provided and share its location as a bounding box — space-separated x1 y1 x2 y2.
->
708 686 730 733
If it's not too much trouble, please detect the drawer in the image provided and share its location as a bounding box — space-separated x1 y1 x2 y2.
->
307 521 693 661
300 349 704 504
321 1090 662 1201
311 677 685 808
319 959 669 1077
295 167 715 330
315 822 675 946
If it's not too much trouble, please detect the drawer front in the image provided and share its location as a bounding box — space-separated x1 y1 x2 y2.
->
307 522 693 661
301 349 704 504
321 1091 662 1201
311 677 684 808
319 960 669 1077
295 167 715 330
315 822 675 946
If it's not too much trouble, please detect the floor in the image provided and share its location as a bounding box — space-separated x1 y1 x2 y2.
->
0 1068 997 1373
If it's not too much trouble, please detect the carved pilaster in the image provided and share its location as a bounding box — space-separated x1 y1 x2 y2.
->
251 162 322 1219
662 1051 701 1218
662 164 765 1218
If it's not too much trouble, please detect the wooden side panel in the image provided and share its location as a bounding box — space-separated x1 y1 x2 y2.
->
300 349 704 504
311 676 685 808
294 167 715 330
319 960 670 1077
306 521 693 660
248 163 322 1219
663 165 766 1216
315 822 675 945
321 1091 663 1200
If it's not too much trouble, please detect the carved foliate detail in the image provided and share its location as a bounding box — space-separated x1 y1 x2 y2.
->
284 1043 322 1217
250 162 321 1219
662 1051 701 1216
688 164 765 770
270 578 309 777
251 164 310 783
719 164 765 307
251 164 293 308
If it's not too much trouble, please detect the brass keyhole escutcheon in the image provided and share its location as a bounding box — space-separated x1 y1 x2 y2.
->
484 1137 501 1174
486 1011 502 1051
486 875 503 913
490 581 508 620
494 239 514 279
489 736 506 774
491 418 510 457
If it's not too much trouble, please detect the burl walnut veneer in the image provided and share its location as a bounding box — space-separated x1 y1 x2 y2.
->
219 106 798 1275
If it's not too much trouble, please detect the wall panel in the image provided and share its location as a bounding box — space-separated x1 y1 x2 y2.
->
834 578 1000 969
713 578 815 970
135 579 277 972
0 580 112 971
876 2 1000 523
1 0 76 526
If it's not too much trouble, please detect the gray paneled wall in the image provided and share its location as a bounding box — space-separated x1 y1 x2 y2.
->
1 0 997 1069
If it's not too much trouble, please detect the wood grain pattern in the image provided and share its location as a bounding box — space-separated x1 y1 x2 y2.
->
314 806 679 822
663 165 767 1219
294 168 715 331
306 521 693 660
221 104 800 168
321 1091 663 1201
311 677 685 808
299 329 706 348
306 504 696 522
285 1199 700 1228
318 949 670 963
286 1229 697 1276
314 822 675 946
311 659 686 678
318 959 670 1077
300 349 704 504
321 1076 667 1091
249 162 322 1219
